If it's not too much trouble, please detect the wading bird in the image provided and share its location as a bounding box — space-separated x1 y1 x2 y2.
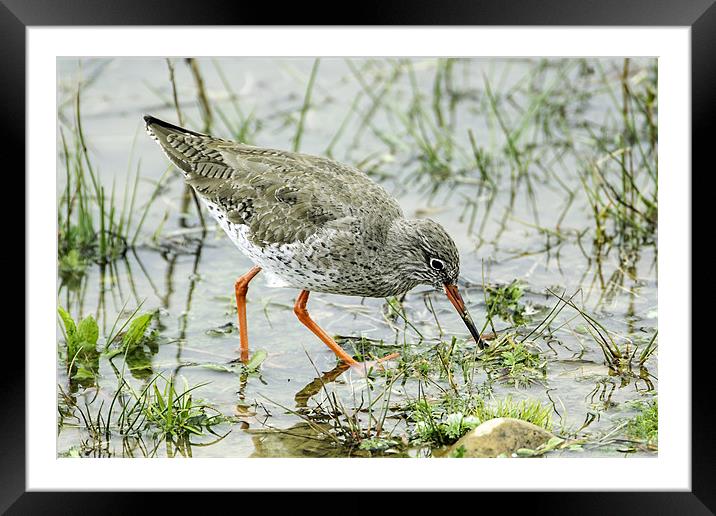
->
145 115 485 372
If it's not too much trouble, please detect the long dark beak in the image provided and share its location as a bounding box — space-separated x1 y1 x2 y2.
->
444 283 487 349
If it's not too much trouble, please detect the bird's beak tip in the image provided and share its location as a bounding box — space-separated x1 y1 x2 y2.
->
444 283 485 347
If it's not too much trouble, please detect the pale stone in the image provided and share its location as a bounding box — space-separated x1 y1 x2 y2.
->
447 417 554 458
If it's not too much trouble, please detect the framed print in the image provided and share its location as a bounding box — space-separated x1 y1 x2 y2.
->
8 0 711 512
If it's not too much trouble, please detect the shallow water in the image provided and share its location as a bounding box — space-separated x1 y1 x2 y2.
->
57 57 657 458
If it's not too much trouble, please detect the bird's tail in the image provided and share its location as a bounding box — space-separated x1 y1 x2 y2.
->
144 115 213 176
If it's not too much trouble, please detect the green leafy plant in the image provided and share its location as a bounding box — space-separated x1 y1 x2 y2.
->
410 400 482 445
121 312 155 348
57 307 100 384
58 248 88 288
106 310 160 380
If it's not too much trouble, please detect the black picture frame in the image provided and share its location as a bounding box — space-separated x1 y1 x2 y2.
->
7 0 709 512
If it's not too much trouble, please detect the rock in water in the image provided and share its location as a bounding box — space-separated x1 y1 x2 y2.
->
447 417 554 458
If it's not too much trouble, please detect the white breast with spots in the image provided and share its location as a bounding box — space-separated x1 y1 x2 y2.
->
202 199 343 291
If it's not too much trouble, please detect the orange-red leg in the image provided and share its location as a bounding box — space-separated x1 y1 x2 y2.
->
293 290 399 370
293 290 359 366
235 266 261 363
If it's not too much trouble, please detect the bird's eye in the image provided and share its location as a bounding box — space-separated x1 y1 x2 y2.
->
429 258 445 271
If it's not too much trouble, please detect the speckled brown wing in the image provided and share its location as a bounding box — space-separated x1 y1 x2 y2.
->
145 117 403 248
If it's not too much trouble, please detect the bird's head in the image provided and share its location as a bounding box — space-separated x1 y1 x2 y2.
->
388 218 485 348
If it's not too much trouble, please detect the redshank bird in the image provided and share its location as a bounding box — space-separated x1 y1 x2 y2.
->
144 115 484 371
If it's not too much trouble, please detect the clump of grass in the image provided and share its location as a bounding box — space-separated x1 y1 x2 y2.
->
404 60 469 189
58 83 143 274
409 394 553 446
393 336 482 394
480 332 547 387
480 396 553 430
299 379 401 454
625 399 658 446
123 374 226 442
385 315 546 392
410 401 480 445
485 280 529 326
61 373 228 457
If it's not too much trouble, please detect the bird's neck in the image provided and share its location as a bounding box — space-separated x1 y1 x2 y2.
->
386 218 421 250
379 218 422 294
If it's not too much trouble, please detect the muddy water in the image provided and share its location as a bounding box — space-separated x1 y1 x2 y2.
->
57 57 657 457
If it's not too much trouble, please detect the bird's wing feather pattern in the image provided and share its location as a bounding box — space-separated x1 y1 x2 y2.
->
156 130 402 247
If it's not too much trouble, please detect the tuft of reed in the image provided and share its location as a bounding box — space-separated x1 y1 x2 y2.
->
579 58 658 251
58 80 153 277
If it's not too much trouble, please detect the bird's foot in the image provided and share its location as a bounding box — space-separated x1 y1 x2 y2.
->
347 352 400 377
